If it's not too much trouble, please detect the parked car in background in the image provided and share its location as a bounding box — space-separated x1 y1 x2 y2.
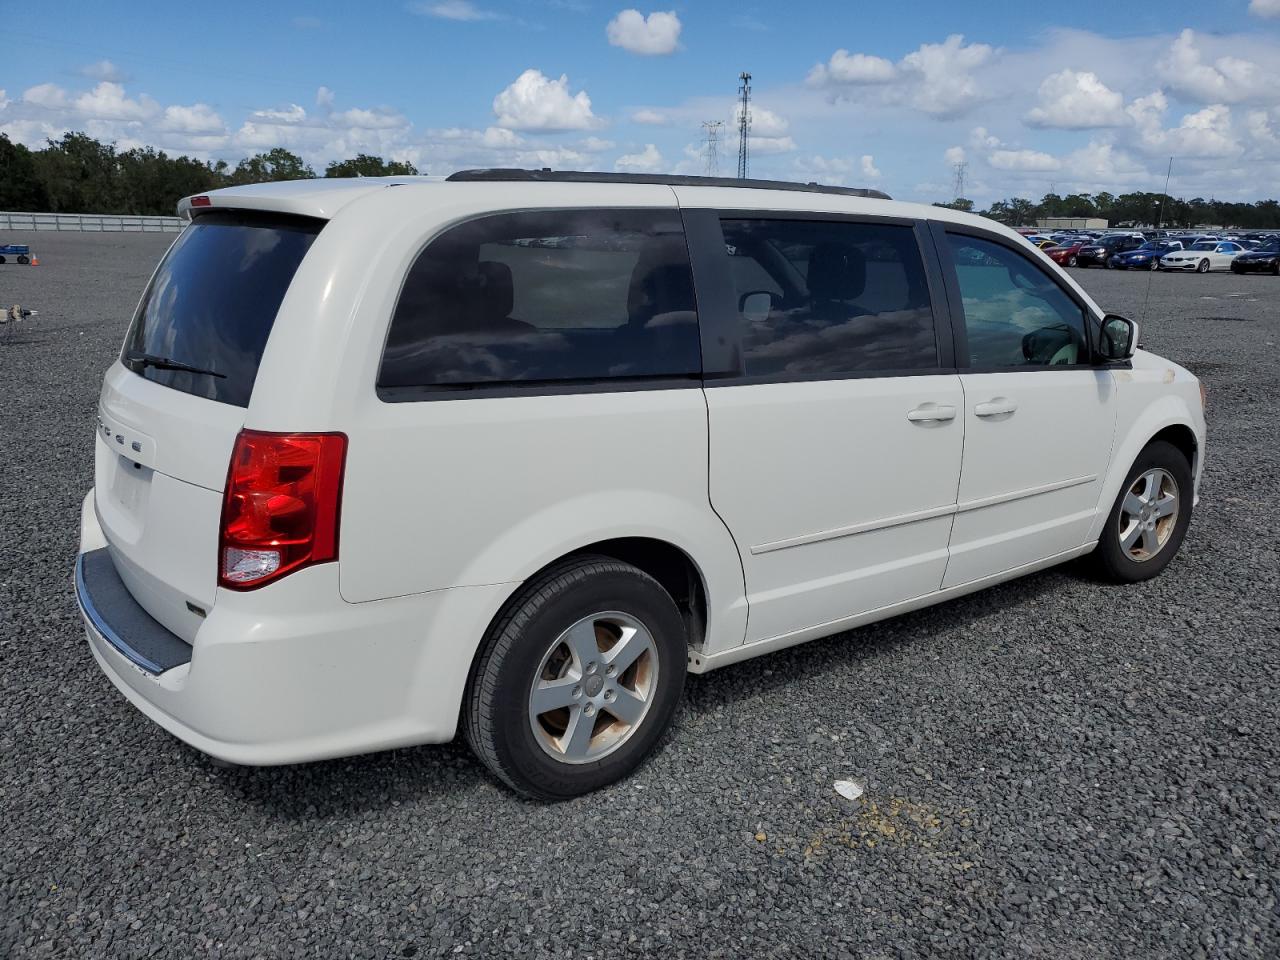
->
1077 234 1145 267
1230 239 1280 275
1108 240 1184 270
1160 240 1246 273
1046 241 1085 267
73 170 1206 799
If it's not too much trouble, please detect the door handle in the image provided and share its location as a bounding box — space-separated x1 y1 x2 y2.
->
974 398 1017 417
907 403 957 423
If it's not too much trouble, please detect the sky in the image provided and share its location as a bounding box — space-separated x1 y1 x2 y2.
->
2 0 1280 205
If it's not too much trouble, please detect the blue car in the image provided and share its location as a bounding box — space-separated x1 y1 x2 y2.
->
1108 241 1182 270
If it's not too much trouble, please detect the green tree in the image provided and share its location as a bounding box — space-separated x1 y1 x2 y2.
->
933 198 974 212
0 134 51 210
324 153 418 178
229 148 314 185
30 132 124 212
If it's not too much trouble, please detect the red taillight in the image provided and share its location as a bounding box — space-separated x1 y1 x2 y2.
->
218 430 348 590
190 195 212 207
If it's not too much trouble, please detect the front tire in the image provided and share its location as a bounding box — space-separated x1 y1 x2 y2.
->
1197 259 1210 273
463 556 687 800
1088 440 1193 583
1068 255 1078 267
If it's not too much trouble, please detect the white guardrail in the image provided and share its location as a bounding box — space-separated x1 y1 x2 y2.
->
0 211 185 233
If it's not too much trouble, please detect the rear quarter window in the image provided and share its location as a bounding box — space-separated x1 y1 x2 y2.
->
378 209 701 396
123 211 323 407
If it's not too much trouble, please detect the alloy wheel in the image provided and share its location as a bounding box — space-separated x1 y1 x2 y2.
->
528 611 659 764
1118 468 1180 562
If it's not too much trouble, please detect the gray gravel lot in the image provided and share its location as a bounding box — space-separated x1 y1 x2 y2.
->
1 230 1278 959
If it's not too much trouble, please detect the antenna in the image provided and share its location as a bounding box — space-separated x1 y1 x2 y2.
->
951 160 968 202
737 71 752 179
701 120 723 178
1141 156 1175 326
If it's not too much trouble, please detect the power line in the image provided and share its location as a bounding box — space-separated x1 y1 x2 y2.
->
701 121 723 178
951 160 968 201
736 71 751 180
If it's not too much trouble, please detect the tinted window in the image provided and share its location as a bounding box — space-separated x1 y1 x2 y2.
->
719 219 937 376
123 212 322 407
379 209 701 392
946 234 1089 368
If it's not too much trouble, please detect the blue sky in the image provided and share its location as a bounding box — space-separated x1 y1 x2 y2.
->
3 1 1280 204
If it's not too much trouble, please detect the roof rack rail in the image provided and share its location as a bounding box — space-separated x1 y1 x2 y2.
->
446 168 892 201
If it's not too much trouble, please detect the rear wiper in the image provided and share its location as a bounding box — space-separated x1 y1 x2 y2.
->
125 351 226 379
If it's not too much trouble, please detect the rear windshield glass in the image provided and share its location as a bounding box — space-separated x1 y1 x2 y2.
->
123 211 323 407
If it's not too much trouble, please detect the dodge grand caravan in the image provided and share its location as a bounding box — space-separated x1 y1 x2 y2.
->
76 170 1206 799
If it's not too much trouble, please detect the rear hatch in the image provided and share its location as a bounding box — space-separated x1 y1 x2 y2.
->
95 210 323 642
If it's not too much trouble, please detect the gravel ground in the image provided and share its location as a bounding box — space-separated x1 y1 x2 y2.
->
1 231 1278 959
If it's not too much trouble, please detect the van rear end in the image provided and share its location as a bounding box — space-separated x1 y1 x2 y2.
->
75 196 484 763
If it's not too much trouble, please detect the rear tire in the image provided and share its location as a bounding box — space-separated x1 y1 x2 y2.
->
1088 440 1193 584
463 556 687 800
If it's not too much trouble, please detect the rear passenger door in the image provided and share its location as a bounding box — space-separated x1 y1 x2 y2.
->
687 211 964 644
934 227 1118 587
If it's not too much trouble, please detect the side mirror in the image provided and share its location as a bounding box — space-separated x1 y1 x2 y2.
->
740 291 774 324
1098 314 1137 362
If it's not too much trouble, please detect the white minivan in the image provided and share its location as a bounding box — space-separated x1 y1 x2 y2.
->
76 170 1206 798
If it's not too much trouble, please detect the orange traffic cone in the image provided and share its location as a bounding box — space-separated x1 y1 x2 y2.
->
30 256 38 266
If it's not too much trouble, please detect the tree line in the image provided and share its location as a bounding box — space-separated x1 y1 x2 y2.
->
3 132 1279 227
0 132 417 217
936 191 1280 230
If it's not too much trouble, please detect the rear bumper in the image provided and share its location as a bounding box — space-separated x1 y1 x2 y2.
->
76 489 513 765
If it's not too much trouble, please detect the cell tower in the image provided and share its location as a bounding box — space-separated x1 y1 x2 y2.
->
736 71 752 179
951 160 968 201
701 121 723 177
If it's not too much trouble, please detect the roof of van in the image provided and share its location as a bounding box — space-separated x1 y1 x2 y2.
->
174 170 994 235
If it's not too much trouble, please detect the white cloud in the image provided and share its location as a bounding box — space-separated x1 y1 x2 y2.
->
0 89 8 111
1250 0 1280 17
1127 90 1242 158
1157 29 1274 104
900 35 995 116
80 60 128 83
944 145 967 165
808 34 995 118
251 103 307 124
579 136 615 152
631 108 667 125
615 143 663 171
74 82 159 122
493 69 598 130
1025 70 1128 129
22 83 68 110
413 1 503 21
606 10 682 56
316 86 335 110
332 107 408 130
807 50 896 86
158 103 224 135
988 148 1061 172
748 135 797 155
740 105 789 137
860 154 881 179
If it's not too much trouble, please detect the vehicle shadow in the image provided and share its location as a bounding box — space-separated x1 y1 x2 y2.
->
212 563 1078 818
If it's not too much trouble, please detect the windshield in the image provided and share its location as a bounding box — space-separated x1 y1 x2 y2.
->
123 211 323 407
1190 242 1216 251
1256 241 1280 253
1137 242 1166 251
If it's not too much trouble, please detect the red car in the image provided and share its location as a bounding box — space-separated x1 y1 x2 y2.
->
1044 241 1084 267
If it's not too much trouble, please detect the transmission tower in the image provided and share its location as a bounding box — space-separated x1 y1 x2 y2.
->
701 121 723 177
951 160 968 201
736 71 752 179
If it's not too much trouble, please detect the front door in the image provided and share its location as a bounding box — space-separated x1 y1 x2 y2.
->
936 229 1119 588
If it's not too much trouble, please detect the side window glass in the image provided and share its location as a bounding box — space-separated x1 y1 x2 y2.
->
719 218 938 377
946 234 1089 368
379 209 701 392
